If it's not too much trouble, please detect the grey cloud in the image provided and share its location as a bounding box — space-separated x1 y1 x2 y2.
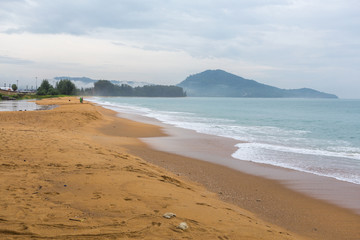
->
0 0 292 35
1 0 166 34
1 0 359 97
0 55 33 65
2 1 358 62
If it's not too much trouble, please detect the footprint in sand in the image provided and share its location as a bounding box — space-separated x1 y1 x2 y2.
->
152 222 161 227
159 175 192 191
218 236 230 240
92 192 102 199
196 202 217 210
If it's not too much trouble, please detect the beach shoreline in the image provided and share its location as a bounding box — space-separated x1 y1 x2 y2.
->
89 98 360 239
90 98 360 239
140 124 360 215
0 97 359 239
91 99 360 214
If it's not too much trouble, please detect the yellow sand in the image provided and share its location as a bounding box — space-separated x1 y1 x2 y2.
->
0 97 357 239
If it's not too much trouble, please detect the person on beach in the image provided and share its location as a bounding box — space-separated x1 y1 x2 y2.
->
80 97 83 103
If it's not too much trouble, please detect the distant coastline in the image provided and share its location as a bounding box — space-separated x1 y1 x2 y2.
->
54 69 338 99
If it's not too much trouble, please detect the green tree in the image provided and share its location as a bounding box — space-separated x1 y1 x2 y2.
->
94 80 116 96
92 80 186 97
56 79 76 95
12 84 18 91
37 79 56 95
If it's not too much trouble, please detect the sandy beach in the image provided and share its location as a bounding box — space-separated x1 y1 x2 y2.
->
1 97 359 239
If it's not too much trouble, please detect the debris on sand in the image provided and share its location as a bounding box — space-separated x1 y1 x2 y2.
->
177 222 188 230
163 212 176 219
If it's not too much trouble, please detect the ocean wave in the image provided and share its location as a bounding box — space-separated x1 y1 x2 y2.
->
88 97 360 185
233 142 360 161
232 142 360 184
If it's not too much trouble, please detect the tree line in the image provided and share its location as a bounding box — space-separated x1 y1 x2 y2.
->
37 79 77 95
37 79 186 97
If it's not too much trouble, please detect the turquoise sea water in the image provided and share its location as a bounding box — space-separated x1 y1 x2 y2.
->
89 97 360 185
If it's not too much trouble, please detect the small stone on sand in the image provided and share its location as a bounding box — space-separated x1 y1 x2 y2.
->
163 212 176 219
177 222 188 230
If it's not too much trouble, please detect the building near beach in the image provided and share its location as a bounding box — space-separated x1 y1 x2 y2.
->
0 87 13 91
0 87 15 96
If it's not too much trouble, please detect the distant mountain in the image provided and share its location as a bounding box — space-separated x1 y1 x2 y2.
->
177 70 338 98
54 77 153 89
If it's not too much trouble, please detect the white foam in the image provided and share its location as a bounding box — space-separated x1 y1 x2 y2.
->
233 142 360 161
87 97 360 185
232 142 360 184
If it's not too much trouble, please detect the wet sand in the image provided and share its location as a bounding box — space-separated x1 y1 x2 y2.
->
102 105 360 215
139 124 360 215
96 100 360 240
0 99 53 112
128 142 360 240
0 97 359 239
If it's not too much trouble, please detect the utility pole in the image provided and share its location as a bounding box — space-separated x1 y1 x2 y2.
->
17 80 19 91
36 77 38 90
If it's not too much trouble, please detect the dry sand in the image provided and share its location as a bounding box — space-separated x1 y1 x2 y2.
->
0 97 358 239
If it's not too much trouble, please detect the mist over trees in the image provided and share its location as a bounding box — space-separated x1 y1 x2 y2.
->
37 79 186 97
91 80 186 97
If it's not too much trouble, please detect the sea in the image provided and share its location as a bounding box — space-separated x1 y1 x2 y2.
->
88 97 360 186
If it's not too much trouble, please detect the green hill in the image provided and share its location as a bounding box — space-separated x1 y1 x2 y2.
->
177 70 338 98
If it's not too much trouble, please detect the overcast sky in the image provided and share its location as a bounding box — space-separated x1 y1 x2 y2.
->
0 0 359 98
